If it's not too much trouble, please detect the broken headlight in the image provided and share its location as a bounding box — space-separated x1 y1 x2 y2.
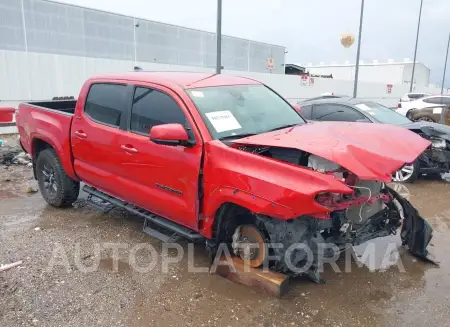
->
430 138 447 149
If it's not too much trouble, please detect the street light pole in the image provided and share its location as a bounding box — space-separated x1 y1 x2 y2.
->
410 0 424 92
353 0 365 98
216 0 222 74
441 32 450 95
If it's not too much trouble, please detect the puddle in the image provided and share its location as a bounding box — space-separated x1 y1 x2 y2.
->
352 234 403 271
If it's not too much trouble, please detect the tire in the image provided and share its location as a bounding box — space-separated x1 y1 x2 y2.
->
392 160 420 183
36 148 80 207
406 110 413 119
415 115 436 123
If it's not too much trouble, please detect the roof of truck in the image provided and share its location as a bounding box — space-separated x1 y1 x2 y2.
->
91 71 261 89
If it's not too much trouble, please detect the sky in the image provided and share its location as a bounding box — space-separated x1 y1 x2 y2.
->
57 0 450 87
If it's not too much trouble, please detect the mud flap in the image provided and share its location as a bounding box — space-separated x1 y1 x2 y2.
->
388 187 438 265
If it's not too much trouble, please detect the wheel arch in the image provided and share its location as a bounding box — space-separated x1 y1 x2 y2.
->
210 202 256 244
31 136 78 181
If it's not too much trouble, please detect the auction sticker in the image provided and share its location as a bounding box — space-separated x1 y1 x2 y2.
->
205 110 242 133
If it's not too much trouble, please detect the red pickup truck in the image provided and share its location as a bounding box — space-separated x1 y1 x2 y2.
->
16 72 434 280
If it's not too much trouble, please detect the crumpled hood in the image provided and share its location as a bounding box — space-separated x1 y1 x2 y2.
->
233 122 431 182
400 121 450 142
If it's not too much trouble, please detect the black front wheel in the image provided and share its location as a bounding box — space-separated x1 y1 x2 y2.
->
36 149 80 207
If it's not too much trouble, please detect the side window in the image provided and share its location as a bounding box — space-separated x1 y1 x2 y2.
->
300 105 312 119
131 87 187 134
84 83 127 127
424 97 443 105
442 97 450 106
312 104 366 122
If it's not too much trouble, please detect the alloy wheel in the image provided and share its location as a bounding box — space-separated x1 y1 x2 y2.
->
392 164 415 182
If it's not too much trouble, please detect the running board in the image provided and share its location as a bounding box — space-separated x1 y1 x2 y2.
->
86 195 115 213
82 185 204 242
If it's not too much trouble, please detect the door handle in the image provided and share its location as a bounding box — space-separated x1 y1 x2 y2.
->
74 130 87 139
121 145 138 154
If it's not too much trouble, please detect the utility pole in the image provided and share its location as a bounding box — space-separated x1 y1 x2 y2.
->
440 32 450 124
216 0 222 74
410 0 424 92
441 32 450 95
353 0 365 98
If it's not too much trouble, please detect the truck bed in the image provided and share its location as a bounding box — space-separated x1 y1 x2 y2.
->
16 100 78 180
25 100 77 115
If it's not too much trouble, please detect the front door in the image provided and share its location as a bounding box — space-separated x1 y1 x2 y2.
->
115 84 203 230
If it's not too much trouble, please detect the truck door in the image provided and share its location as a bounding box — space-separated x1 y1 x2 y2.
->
71 82 134 198
114 84 203 230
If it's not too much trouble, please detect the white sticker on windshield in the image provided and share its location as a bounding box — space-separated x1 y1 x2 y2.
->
205 110 242 133
355 104 371 111
433 107 443 114
191 91 204 98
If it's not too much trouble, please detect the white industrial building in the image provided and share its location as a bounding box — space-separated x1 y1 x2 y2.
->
0 0 286 101
303 60 431 87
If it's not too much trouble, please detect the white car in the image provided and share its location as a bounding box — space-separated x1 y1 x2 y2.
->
396 95 450 117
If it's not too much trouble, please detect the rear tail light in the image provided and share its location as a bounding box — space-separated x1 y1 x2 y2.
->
397 103 402 109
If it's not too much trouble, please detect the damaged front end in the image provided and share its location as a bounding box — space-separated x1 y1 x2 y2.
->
253 177 435 282
417 136 450 175
234 145 435 281
404 122 450 175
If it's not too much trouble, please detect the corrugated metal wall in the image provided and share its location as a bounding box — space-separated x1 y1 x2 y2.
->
0 0 286 72
1 50 445 107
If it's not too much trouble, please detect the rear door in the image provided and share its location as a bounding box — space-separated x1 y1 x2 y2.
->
71 81 134 199
115 83 203 230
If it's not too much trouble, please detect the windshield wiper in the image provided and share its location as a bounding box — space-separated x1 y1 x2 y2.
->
219 133 258 141
267 124 299 132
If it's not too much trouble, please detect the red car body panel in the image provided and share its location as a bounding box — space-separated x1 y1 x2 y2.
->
16 72 429 239
16 107 78 181
234 122 430 183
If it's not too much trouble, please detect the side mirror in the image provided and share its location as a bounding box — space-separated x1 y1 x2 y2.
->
149 123 194 147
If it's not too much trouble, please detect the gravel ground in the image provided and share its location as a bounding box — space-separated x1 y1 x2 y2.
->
1 136 450 327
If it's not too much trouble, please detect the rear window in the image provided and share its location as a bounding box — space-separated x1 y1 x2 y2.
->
84 83 128 127
408 93 427 99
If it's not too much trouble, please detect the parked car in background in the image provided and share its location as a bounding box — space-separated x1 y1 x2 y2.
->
397 95 450 118
298 97 450 183
400 92 430 103
409 106 450 124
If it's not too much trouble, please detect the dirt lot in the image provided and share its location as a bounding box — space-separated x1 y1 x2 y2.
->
1 135 450 327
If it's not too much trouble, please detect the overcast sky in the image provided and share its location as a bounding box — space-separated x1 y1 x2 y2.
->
58 0 450 87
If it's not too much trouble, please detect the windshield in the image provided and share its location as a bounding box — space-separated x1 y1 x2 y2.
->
186 85 305 140
354 102 412 125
